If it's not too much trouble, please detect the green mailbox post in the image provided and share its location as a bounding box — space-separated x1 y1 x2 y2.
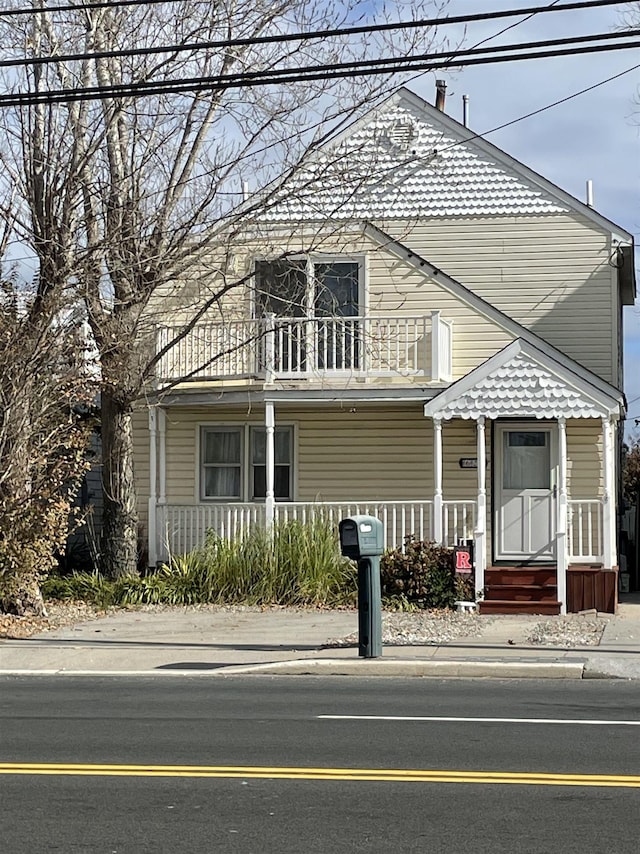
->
338 515 384 658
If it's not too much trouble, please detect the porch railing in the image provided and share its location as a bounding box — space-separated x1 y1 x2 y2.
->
274 501 435 548
158 498 604 564
568 499 604 563
160 503 267 556
156 314 442 383
158 499 477 558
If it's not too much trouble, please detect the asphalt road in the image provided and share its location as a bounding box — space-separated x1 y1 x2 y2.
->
2 676 640 853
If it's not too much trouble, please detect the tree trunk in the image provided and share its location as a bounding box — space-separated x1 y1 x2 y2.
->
100 388 139 578
0 578 47 617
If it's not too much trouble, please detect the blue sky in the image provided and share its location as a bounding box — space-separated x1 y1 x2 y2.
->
407 0 640 435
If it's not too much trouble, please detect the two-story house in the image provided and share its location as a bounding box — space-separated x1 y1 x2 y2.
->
133 86 635 615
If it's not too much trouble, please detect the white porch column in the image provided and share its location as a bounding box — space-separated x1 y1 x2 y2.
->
433 417 443 544
158 407 167 506
474 416 486 602
265 401 275 528
147 408 158 568
602 415 616 569
431 311 442 382
157 407 167 561
264 313 276 384
557 417 568 615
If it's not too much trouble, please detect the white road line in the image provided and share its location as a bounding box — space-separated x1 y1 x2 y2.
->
318 715 640 726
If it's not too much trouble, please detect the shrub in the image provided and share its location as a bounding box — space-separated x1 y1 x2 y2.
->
381 537 463 610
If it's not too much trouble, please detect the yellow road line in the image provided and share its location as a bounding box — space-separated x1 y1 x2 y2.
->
1 763 640 787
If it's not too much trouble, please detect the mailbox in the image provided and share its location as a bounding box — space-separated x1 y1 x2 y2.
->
339 515 384 659
339 516 385 560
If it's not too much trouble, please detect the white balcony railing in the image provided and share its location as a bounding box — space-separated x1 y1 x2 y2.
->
156 314 443 383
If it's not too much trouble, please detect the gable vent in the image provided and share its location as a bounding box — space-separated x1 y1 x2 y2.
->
383 119 417 152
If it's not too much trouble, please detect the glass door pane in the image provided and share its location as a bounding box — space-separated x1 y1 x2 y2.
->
503 431 550 490
313 262 360 369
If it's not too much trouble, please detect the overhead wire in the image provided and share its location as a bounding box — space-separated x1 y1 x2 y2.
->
0 0 630 62
2 31 640 105
0 0 636 264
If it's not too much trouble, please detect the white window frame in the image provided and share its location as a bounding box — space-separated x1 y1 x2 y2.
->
199 423 295 502
199 426 243 501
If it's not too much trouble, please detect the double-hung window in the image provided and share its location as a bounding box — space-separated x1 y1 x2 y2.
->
201 427 243 500
200 425 293 501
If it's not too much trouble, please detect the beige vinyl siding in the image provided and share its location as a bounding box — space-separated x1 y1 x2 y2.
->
382 214 616 384
143 406 604 509
148 404 493 506
295 405 432 500
441 420 491 505
366 251 514 378
566 420 603 498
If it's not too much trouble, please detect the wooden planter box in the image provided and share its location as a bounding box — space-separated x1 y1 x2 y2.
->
567 566 617 614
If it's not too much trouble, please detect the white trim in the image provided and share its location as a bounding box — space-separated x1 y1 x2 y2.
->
602 416 616 569
158 408 167 506
557 418 568 615
431 310 441 382
474 417 486 602
148 408 158 568
423 338 622 421
265 402 275 527
433 418 443 544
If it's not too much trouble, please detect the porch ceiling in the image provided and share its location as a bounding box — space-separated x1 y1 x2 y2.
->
423 339 622 421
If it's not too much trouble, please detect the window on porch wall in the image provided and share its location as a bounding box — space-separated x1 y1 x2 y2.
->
200 425 292 501
254 258 361 371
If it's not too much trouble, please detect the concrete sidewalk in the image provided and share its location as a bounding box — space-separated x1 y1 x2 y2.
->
2 597 640 679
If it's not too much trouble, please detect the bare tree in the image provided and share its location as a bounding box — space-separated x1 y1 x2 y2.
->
0 0 450 578
0 215 95 614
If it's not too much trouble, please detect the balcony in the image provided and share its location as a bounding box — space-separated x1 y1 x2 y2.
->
156 312 453 385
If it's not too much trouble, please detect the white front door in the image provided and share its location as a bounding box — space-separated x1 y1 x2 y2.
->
495 424 556 562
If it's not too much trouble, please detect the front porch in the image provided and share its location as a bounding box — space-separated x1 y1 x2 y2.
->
150 497 607 613
143 339 623 616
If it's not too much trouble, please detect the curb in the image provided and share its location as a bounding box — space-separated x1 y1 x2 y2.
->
0 659 587 679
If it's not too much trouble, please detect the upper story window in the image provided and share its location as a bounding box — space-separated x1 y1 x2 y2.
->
255 258 361 319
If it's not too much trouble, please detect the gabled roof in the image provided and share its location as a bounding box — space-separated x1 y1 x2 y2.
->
423 339 623 421
265 87 633 243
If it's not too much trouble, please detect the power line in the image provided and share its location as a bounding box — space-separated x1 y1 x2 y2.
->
454 60 640 150
0 0 630 61
4 21 637 72
2 32 640 106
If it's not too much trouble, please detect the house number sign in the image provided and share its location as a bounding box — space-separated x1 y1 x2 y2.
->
459 458 478 469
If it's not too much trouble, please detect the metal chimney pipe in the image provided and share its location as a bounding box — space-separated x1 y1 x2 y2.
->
435 79 447 112
462 94 470 127
586 180 594 207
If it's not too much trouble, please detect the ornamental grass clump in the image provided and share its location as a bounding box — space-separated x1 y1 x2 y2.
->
42 518 357 608
195 517 356 606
